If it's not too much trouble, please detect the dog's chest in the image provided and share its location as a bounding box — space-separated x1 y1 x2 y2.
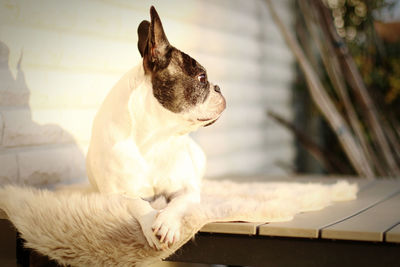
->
142 136 196 195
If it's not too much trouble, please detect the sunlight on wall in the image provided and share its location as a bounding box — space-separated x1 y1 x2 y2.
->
0 0 295 186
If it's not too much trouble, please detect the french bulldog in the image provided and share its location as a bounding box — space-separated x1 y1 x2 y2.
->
86 6 226 250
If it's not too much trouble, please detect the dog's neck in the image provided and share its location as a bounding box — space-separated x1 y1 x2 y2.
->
125 64 201 152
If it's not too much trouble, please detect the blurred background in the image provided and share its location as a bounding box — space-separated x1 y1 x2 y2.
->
0 0 295 187
1 0 400 265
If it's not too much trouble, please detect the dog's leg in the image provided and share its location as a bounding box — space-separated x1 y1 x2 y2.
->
125 197 167 250
151 190 200 246
150 139 205 247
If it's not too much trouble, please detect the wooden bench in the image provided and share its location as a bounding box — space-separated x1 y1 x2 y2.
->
1 177 400 266
168 178 400 266
0 210 18 267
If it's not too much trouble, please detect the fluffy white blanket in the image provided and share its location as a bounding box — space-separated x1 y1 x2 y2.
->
0 179 357 267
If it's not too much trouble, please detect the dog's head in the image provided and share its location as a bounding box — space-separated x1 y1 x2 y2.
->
137 6 225 127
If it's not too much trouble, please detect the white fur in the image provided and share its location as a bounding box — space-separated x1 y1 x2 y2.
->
86 63 209 249
0 180 358 266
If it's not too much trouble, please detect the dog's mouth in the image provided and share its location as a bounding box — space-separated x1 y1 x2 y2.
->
195 94 226 127
197 117 219 127
197 117 212 122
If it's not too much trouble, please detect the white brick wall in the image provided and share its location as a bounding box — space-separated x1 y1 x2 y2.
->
0 112 3 143
0 0 295 186
18 145 85 186
0 153 18 184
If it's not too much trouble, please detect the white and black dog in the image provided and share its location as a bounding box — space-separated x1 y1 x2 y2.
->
86 6 226 250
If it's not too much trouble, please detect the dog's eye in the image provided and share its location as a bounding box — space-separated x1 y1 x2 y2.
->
198 73 207 84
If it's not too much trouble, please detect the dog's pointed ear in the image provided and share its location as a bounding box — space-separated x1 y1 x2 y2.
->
148 6 170 62
137 20 150 58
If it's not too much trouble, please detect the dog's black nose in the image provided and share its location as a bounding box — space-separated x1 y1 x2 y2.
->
214 85 221 93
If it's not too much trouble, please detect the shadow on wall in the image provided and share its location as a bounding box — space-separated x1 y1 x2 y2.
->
0 41 85 188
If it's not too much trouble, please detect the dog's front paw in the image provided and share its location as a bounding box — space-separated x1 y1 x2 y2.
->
138 210 166 250
151 210 181 247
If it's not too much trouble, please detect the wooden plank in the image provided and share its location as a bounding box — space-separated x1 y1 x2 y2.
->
0 209 7 220
200 222 262 235
0 219 17 266
321 193 400 242
385 223 400 243
168 232 400 267
200 176 366 236
259 180 400 238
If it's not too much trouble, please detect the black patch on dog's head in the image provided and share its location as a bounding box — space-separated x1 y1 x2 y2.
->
151 48 210 113
138 6 210 113
137 20 150 58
